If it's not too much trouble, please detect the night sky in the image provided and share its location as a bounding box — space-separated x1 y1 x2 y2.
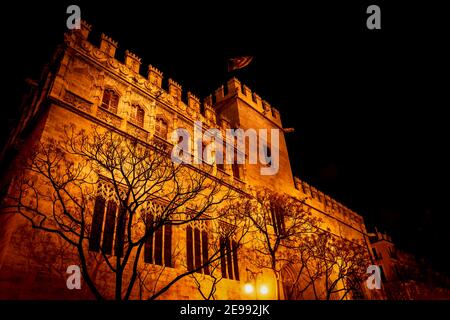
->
2 1 449 275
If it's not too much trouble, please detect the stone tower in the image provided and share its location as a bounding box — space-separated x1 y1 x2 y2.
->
212 78 295 195
0 21 373 300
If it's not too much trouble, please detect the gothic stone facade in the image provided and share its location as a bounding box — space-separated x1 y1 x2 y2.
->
0 22 373 300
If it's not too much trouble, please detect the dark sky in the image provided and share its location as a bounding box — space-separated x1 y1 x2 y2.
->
2 1 449 274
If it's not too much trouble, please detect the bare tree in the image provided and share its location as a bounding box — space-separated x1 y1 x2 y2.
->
4 123 244 300
281 236 323 300
189 228 231 300
235 187 320 300
234 187 370 301
293 230 371 300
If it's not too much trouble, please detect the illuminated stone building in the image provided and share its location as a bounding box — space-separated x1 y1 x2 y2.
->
369 231 450 299
0 22 374 300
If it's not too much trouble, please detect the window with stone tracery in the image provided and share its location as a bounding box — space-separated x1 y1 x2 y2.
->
270 201 285 236
155 117 168 139
219 223 240 280
130 103 145 127
89 181 126 257
142 201 173 267
186 220 210 275
101 88 119 114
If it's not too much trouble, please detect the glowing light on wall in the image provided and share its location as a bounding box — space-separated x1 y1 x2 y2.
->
244 283 254 294
259 284 269 295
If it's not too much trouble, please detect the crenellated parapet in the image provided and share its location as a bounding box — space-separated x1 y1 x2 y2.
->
168 79 182 101
78 20 92 39
187 92 200 112
148 65 163 88
203 103 216 122
59 21 219 125
124 50 142 74
293 177 364 227
100 33 118 58
212 77 282 127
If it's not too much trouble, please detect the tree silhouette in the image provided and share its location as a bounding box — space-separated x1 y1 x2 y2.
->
4 123 244 300
292 230 370 300
235 187 320 299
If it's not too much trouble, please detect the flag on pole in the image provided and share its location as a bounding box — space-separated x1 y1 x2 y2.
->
227 56 253 72
283 128 295 133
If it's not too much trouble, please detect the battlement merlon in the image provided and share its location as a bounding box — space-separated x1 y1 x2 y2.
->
100 33 118 58
79 20 92 39
368 230 393 243
59 22 219 123
204 95 213 108
65 20 92 43
168 79 182 100
125 50 142 73
187 92 201 112
212 77 283 127
293 177 365 225
60 22 251 128
148 65 163 88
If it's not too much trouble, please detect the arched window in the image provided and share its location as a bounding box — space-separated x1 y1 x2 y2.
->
131 104 145 127
232 161 240 179
143 202 173 267
270 202 285 235
89 183 127 256
216 143 225 171
186 225 210 275
261 144 272 167
89 196 106 252
101 89 119 114
219 236 239 280
155 117 168 139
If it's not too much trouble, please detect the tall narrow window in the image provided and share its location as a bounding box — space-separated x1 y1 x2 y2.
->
202 231 210 275
89 196 106 252
89 183 125 257
220 236 239 280
154 227 163 265
186 225 209 274
264 146 272 166
143 212 173 267
155 117 168 139
232 149 241 179
144 214 154 264
216 143 225 171
232 240 240 280
102 200 117 255
219 237 227 278
131 104 145 127
202 141 210 164
194 228 202 269
164 225 172 267
114 205 127 257
226 238 234 280
270 202 285 235
101 89 119 114
186 226 194 271
232 163 240 179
